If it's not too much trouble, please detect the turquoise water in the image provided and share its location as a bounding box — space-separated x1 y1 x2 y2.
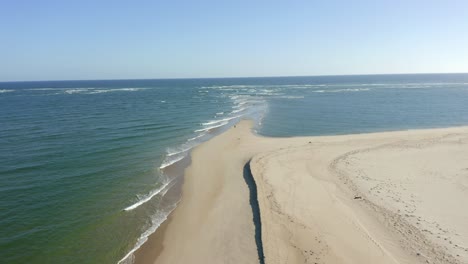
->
1 74 468 263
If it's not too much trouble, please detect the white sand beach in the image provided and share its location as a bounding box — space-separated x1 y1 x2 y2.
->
135 120 468 264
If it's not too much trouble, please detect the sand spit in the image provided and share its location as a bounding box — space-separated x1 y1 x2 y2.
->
135 121 468 264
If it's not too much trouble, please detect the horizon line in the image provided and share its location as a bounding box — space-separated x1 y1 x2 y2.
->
1 72 468 83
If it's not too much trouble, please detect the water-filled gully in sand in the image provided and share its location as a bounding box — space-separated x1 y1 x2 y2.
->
243 161 265 264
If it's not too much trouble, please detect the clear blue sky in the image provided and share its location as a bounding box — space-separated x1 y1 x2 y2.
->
1 0 467 81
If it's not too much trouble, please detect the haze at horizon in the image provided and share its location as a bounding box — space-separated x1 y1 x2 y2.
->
1 0 468 82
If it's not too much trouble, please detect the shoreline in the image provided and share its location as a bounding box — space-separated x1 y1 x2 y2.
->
134 120 468 264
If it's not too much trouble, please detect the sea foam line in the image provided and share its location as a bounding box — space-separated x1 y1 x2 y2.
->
313 88 371 93
159 155 185 169
167 146 193 157
0 89 14 93
202 115 243 126
194 121 229 132
124 180 172 211
118 196 178 264
89 88 148 94
231 107 247 114
187 133 206 142
62 87 148 95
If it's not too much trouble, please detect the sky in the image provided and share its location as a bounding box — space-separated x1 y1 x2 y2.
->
1 0 468 81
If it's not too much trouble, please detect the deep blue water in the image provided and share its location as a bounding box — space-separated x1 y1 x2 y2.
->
1 73 468 264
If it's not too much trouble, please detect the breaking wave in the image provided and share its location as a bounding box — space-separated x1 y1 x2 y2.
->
0 89 14 93
313 88 371 93
118 188 178 264
63 88 148 94
124 180 173 211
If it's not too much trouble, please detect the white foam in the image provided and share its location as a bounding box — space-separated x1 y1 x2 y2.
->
229 95 242 100
118 201 178 264
27 88 60 91
194 121 228 132
201 115 242 126
62 88 147 95
232 99 251 109
166 146 193 157
201 85 258 89
187 133 206 142
124 180 172 211
215 112 224 115
64 88 92 94
231 107 247 114
88 88 147 94
0 89 14 93
279 95 305 99
313 88 371 93
279 84 327 88
159 155 185 169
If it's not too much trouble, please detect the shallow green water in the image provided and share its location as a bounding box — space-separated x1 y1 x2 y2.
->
1 74 468 263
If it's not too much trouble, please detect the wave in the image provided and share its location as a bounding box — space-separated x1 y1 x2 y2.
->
24 87 148 94
187 133 206 142
231 107 247 114
194 121 229 133
89 88 147 94
201 85 256 89
118 194 178 264
278 95 305 99
124 180 173 211
229 95 245 100
62 88 147 95
202 115 243 126
159 155 185 169
27 88 61 91
0 89 14 93
230 101 250 109
63 88 91 94
232 103 246 109
313 88 371 93
319 83 468 88
280 84 327 88
200 82 468 91
166 146 193 157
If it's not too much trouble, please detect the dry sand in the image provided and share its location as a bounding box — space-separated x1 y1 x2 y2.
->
135 120 468 264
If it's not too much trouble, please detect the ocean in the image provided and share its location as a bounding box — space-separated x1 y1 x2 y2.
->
1 74 468 263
